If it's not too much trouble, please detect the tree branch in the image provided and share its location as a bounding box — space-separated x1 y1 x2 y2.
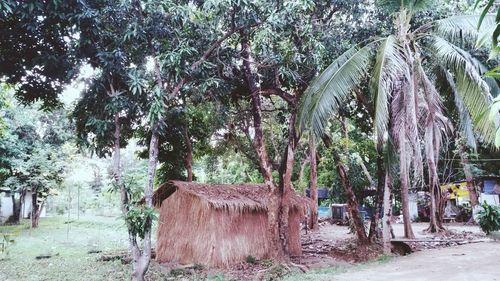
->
170 22 263 99
260 88 296 105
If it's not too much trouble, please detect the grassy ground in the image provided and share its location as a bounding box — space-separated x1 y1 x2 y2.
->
0 215 168 281
283 255 393 281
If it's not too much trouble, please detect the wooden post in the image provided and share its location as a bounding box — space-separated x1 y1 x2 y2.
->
77 184 80 220
67 185 71 240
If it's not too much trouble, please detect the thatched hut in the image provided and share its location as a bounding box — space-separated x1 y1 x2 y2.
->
152 180 308 267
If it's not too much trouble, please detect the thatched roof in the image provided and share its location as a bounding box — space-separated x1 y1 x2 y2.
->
149 180 310 213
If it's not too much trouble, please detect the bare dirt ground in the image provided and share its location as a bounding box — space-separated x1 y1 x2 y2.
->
331 242 500 281
159 222 490 280
296 222 486 265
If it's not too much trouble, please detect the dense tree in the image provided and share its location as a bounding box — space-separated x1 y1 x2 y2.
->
0 91 71 227
0 0 82 108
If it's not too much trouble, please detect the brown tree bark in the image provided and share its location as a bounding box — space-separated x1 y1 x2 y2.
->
241 32 288 259
184 127 193 182
309 132 319 231
332 149 369 244
31 190 43 228
277 112 301 255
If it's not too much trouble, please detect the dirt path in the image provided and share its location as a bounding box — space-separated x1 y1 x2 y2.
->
332 242 500 281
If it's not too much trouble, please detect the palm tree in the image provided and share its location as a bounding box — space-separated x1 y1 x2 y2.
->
298 0 499 238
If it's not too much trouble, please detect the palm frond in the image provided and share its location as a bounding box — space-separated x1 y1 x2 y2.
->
433 14 496 46
429 36 499 145
297 43 376 136
435 66 477 150
370 35 407 141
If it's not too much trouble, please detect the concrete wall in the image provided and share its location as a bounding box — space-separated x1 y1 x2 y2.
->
479 193 500 206
0 194 13 218
409 193 418 221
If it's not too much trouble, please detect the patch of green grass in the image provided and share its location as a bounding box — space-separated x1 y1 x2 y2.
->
282 265 350 281
283 254 395 281
0 215 161 281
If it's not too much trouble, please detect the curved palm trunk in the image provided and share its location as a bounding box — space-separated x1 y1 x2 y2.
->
368 143 385 241
425 128 445 233
332 149 369 244
399 135 415 239
309 132 319 231
382 169 393 254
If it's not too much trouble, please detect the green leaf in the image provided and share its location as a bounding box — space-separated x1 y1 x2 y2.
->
477 0 495 29
298 41 377 136
430 36 498 146
370 35 407 141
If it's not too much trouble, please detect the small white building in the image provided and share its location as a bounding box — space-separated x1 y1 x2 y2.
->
0 192 14 219
479 176 500 206
0 189 46 221
408 192 419 221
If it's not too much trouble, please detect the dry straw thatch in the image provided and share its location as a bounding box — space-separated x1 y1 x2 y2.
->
153 181 309 267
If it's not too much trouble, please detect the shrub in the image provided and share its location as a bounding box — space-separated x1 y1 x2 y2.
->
261 259 273 268
245 255 256 264
0 231 16 259
477 202 500 234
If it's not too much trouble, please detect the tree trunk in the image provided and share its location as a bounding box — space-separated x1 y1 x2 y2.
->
332 149 369 244
382 169 393 254
31 191 40 228
309 132 319 231
277 112 300 255
399 134 415 239
426 136 445 233
297 157 310 188
131 128 159 281
184 126 193 182
9 192 20 224
278 143 293 255
368 143 385 240
240 32 283 259
459 145 478 207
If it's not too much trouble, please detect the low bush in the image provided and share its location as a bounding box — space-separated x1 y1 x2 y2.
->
477 202 500 234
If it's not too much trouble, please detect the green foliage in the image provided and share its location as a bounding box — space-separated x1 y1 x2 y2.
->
378 0 434 13
491 96 500 147
170 268 188 277
261 259 274 268
0 230 17 259
124 207 157 240
474 0 500 58
0 97 71 218
264 264 289 281
0 0 82 108
246 255 257 264
477 201 500 234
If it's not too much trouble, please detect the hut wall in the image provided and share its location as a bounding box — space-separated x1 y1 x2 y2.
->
156 190 269 267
